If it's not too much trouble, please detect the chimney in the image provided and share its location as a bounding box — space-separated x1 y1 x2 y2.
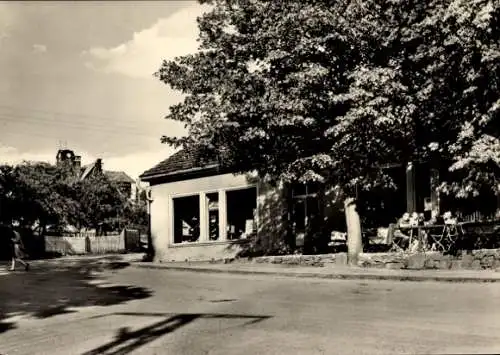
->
74 155 81 170
95 158 103 173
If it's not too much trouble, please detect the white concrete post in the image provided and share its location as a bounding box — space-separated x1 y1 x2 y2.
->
218 190 227 241
345 197 362 266
145 188 154 260
168 197 175 245
406 162 417 213
199 192 208 242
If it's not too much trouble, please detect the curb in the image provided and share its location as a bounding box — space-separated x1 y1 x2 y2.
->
132 263 500 283
29 254 144 264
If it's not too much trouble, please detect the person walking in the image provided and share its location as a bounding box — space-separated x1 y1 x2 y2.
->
10 227 30 271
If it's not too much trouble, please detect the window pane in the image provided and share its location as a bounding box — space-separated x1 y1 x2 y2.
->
292 183 307 196
226 187 257 240
206 192 219 241
292 199 306 232
291 194 320 234
173 195 200 243
291 182 319 197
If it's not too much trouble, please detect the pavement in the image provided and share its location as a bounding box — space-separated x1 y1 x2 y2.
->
1 258 500 354
3 253 499 283
135 260 500 283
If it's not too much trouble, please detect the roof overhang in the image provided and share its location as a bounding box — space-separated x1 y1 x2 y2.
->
140 164 221 184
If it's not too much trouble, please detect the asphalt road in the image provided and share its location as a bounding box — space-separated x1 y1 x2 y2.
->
1 261 500 354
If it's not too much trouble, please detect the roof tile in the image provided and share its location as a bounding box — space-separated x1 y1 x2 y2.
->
140 146 218 180
105 170 135 183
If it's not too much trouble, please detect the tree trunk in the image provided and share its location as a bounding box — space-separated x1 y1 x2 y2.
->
344 197 362 266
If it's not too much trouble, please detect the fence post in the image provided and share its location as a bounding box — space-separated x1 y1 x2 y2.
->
85 236 91 254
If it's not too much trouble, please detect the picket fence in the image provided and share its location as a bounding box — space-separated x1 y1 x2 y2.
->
44 229 142 255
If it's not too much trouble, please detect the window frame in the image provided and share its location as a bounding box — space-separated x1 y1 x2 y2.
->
290 182 321 235
169 184 259 246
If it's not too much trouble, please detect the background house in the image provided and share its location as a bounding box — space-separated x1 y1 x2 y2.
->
104 170 137 201
56 148 137 201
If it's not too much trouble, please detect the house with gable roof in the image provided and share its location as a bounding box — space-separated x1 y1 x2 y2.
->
56 149 137 201
139 147 289 262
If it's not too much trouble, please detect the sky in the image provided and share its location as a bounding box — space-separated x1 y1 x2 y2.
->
0 1 210 179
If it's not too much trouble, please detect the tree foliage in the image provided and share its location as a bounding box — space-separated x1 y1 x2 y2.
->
0 162 79 228
157 0 499 199
0 161 144 234
74 174 127 232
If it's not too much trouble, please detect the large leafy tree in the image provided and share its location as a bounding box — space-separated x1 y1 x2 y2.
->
0 164 16 225
157 0 500 253
0 162 138 236
0 162 79 230
75 174 128 234
159 0 498 184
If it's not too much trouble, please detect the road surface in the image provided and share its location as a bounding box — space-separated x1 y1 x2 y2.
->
1 260 500 354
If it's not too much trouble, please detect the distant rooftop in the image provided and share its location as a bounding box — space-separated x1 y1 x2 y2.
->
105 170 135 184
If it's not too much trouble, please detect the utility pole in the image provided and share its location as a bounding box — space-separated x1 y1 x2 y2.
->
145 187 154 261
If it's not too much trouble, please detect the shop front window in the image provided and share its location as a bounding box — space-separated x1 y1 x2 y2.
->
173 195 200 243
226 187 257 240
172 186 258 244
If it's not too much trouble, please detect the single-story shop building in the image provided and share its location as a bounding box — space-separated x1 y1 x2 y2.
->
139 148 288 262
139 147 460 262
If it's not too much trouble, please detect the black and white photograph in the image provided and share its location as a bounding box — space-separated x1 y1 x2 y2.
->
1 1 500 354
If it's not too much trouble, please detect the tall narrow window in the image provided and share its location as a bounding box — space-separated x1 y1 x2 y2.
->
291 183 320 234
173 195 200 243
206 192 219 241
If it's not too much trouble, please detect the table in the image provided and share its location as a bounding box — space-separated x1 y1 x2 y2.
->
389 223 466 253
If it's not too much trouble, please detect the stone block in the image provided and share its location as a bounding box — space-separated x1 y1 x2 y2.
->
317 254 331 261
471 259 482 270
424 258 437 269
472 249 497 258
480 255 496 269
357 260 368 267
493 259 500 269
440 254 452 261
437 259 451 269
459 254 474 269
407 253 426 270
334 253 348 266
386 262 405 269
450 260 461 270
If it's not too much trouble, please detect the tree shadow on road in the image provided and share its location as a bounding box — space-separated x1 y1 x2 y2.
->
82 311 272 355
0 260 152 333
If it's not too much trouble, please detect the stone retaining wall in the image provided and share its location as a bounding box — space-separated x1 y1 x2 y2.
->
358 249 500 270
248 249 500 270
251 253 347 267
